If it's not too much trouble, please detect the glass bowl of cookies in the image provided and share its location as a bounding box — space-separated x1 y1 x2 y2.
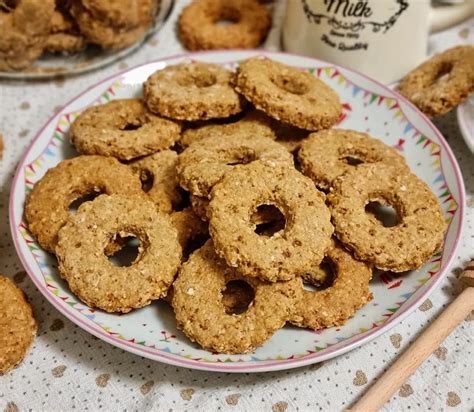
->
0 0 173 79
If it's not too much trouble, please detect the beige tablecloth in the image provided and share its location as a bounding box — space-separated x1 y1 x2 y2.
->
0 2 473 411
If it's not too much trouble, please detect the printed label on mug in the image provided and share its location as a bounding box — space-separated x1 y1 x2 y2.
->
302 0 410 52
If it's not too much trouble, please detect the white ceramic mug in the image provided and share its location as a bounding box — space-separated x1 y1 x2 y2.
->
283 0 473 83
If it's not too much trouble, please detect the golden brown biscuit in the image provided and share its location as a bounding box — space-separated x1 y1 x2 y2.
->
209 161 333 282
328 163 447 272
70 99 181 161
398 45 474 117
0 276 37 374
56 194 182 313
25 155 144 253
178 0 272 50
291 241 373 330
172 241 301 354
235 57 342 130
179 109 276 148
143 62 245 121
177 134 293 198
298 129 408 190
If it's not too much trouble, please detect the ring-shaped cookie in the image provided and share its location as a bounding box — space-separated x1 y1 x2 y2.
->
291 241 373 330
180 109 276 148
0 276 37 374
298 129 408 190
25 155 144 253
177 134 293 198
56 194 182 313
143 62 245 121
130 150 183 213
0 0 55 71
178 0 272 51
328 163 447 272
70 99 181 161
397 45 474 117
209 161 333 282
172 241 301 354
235 57 342 130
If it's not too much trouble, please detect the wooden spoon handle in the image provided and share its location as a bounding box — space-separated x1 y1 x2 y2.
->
350 287 474 412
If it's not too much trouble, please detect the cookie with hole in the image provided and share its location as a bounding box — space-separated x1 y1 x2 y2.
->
209 161 333 282
0 275 37 374
70 98 181 161
129 150 183 214
0 0 55 71
143 62 245 121
177 133 293 198
178 0 272 51
190 194 289 227
291 240 373 330
25 155 145 254
56 194 181 313
235 57 342 131
397 45 474 117
327 163 447 272
172 240 301 354
298 129 408 191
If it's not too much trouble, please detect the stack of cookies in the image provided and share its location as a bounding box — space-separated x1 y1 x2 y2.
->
25 57 447 354
0 0 159 71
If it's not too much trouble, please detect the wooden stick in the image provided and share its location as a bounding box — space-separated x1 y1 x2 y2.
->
350 261 474 412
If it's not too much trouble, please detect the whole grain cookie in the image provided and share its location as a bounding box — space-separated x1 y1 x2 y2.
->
298 129 408 190
291 241 373 330
143 62 245 121
190 193 288 224
70 99 181 161
0 275 37 374
235 57 342 130
0 0 55 71
328 163 447 272
56 194 181 313
172 241 301 354
178 0 271 51
177 134 293 198
130 150 183 213
70 0 157 49
209 161 333 282
25 155 144 253
397 45 474 117
180 109 276 148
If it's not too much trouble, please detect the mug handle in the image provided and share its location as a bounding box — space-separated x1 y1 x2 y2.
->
429 1 473 33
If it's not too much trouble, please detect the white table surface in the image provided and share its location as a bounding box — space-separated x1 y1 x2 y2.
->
0 2 473 411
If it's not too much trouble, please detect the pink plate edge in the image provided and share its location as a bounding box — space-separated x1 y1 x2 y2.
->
9 49 466 373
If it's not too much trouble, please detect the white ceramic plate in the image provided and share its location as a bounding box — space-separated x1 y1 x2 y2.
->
0 0 173 80
10 51 465 372
457 94 474 152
